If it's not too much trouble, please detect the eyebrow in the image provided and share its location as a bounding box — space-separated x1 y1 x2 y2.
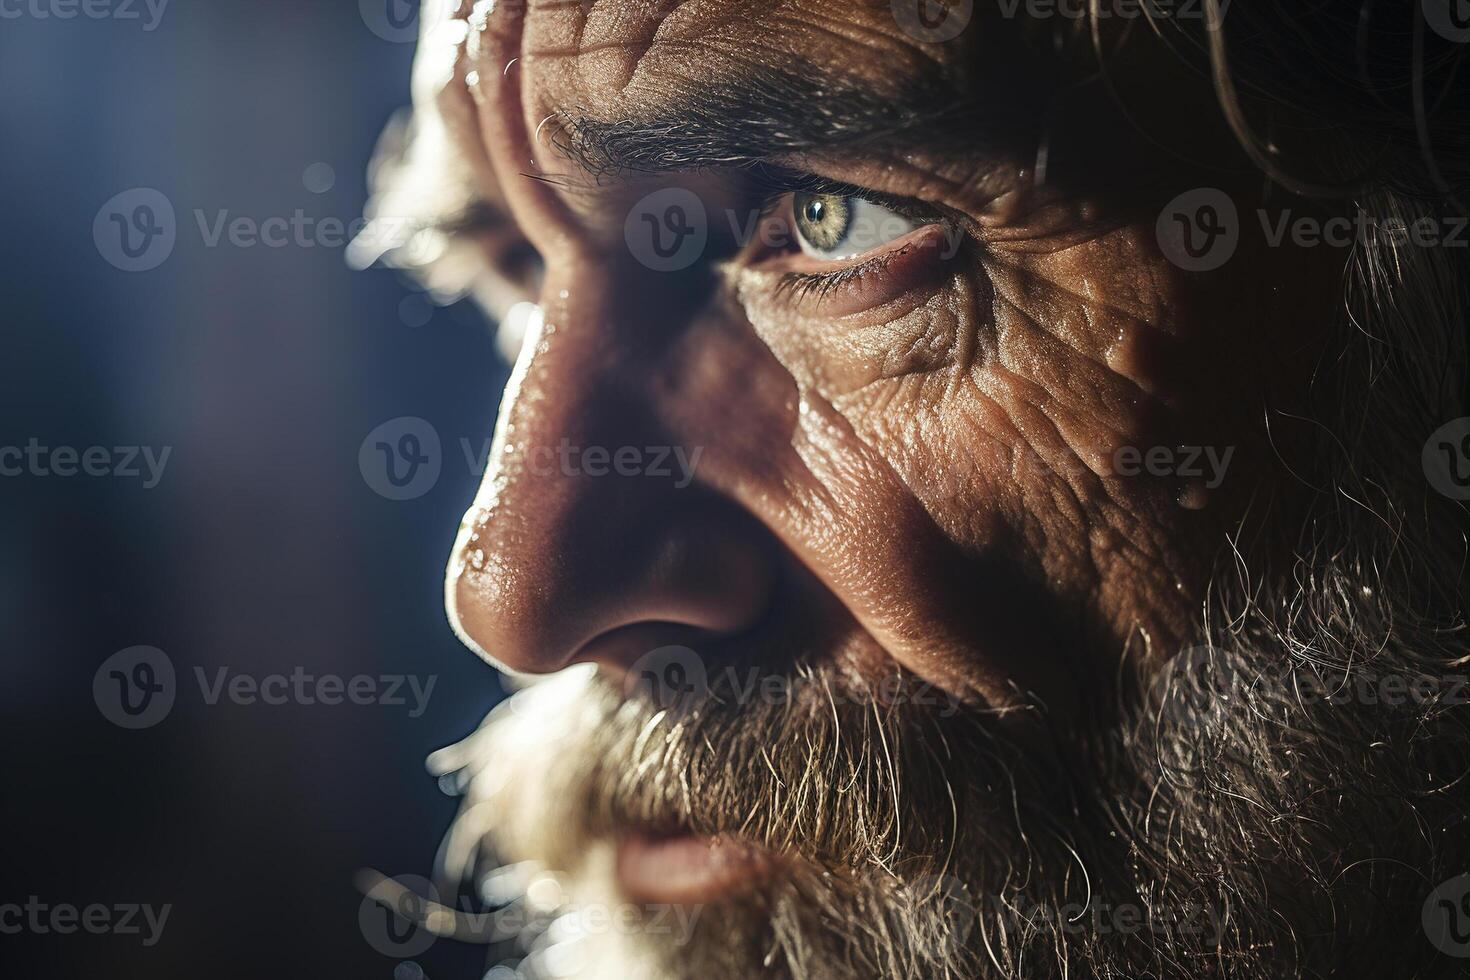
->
553 62 1037 178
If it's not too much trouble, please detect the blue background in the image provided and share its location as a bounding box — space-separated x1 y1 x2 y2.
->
0 1 510 976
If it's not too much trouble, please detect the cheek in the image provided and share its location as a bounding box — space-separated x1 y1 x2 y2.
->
734 258 989 395
731 223 1249 647
735 225 1188 511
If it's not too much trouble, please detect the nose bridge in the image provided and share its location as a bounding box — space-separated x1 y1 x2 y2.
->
447 257 783 677
448 269 642 669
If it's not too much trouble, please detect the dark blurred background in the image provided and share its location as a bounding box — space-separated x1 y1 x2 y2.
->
1 2 509 976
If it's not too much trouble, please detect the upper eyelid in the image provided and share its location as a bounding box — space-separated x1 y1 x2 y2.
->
748 165 937 223
743 166 990 248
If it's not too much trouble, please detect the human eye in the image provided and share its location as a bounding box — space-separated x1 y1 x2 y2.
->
790 192 921 261
734 174 966 316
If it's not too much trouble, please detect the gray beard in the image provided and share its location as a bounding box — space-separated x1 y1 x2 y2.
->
427 554 1470 980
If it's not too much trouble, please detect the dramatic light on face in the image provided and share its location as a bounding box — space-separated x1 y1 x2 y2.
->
357 2 1470 977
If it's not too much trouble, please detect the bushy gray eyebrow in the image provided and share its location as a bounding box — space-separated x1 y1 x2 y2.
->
550 62 1034 177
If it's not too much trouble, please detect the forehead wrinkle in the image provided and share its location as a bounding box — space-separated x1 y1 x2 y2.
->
520 0 699 103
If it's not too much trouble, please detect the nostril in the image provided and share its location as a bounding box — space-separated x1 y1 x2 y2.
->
551 522 778 680
567 621 717 692
447 494 780 677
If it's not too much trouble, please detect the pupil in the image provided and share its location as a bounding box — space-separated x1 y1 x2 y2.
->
804 199 826 224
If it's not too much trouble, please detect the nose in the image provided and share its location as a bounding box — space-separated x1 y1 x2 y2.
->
447 268 777 676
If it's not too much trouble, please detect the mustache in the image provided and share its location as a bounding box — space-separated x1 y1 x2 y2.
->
432 660 1082 887
423 662 1095 980
587 664 1072 874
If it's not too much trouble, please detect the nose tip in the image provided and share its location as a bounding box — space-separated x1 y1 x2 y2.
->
446 528 564 673
447 494 777 677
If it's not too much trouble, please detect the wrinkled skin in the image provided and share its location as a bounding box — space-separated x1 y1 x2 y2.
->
437 0 1334 717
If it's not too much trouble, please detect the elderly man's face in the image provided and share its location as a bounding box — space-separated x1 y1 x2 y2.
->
441 0 1318 706
377 1 1457 977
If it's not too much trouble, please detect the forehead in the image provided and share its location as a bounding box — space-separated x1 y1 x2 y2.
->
514 0 975 115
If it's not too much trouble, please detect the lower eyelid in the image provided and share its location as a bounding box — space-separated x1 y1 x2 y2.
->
774 224 959 318
765 221 955 277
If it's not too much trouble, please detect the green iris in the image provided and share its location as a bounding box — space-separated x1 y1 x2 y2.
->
793 192 852 253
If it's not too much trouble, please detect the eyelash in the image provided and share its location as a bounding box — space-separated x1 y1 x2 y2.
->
743 166 961 301
772 256 888 303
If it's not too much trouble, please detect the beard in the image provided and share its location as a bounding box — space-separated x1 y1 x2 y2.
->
422 539 1470 980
